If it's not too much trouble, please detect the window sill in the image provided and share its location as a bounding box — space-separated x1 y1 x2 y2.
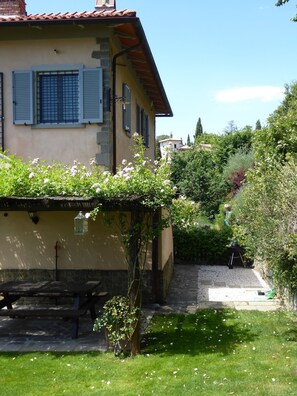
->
32 123 86 129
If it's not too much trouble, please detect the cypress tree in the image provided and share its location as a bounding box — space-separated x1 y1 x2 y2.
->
194 117 203 141
255 119 262 130
187 134 191 146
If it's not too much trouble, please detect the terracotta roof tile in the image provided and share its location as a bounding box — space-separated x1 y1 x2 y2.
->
0 9 136 23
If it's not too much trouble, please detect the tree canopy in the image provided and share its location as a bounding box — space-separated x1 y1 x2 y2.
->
171 127 253 217
233 81 297 292
275 0 297 21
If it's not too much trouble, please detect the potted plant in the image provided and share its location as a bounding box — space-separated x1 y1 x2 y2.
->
93 295 138 356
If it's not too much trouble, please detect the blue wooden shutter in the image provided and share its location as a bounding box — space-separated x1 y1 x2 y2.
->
12 71 33 125
80 68 103 123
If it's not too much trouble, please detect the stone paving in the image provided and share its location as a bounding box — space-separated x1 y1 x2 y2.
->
0 264 281 352
0 311 107 353
159 264 282 314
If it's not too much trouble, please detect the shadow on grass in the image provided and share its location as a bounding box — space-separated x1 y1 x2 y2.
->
142 309 257 356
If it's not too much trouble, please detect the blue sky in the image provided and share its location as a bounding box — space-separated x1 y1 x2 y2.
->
27 1 297 142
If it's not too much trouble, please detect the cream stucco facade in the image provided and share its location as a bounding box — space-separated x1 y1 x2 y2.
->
0 5 173 302
0 211 126 271
0 25 155 167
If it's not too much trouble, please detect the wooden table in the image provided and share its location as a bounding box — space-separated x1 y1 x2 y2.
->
0 280 102 338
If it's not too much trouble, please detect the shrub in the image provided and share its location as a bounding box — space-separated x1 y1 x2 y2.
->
173 226 232 264
170 197 232 264
170 197 208 229
93 296 138 356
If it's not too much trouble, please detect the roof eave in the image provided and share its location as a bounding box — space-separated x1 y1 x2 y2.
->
131 19 173 117
0 13 173 117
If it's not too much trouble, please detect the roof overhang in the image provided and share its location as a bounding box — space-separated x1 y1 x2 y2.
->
0 10 173 117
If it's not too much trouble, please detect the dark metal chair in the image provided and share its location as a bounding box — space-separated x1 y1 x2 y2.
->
228 241 246 269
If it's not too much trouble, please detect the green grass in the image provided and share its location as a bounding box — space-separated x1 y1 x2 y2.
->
0 310 296 395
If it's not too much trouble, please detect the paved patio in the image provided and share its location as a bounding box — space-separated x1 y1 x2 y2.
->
0 264 281 352
160 264 281 313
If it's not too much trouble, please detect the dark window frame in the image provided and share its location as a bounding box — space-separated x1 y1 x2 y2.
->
37 70 79 124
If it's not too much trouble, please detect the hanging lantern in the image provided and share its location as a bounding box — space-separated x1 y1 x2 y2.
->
74 211 88 235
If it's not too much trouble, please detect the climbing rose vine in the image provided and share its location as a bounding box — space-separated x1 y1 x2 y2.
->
0 135 175 209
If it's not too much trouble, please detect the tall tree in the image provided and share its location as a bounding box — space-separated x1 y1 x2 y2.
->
187 134 191 146
275 0 297 20
194 117 203 141
255 119 262 130
224 120 238 134
276 0 290 5
253 81 297 166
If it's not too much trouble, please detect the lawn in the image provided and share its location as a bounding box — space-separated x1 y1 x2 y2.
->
0 309 296 395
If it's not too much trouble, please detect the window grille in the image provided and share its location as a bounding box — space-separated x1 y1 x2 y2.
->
37 70 79 124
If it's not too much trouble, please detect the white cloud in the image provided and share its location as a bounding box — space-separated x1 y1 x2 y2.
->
215 86 285 103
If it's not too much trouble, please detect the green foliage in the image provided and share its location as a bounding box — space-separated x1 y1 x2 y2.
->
174 225 232 264
187 133 191 146
223 150 254 195
0 134 174 209
1 311 297 395
212 128 253 171
93 296 138 356
170 197 232 263
170 126 254 264
170 197 209 229
276 0 290 5
171 128 253 217
231 81 297 293
223 150 254 181
275 0 297 20
223 120 238 133
233 160 297 291
255 119 262 130
172 149 229 217
253 83 297 168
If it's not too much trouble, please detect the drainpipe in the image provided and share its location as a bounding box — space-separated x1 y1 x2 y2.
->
112 42 142 174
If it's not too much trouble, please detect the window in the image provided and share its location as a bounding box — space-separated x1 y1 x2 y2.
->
136 103 141 133
136 103 149 147
13 66 103 126
122 83 131 133
141 109 149 147
37 71 79 124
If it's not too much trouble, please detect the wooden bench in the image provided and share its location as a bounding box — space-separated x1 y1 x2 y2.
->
0 295 102 339
0 281 108 338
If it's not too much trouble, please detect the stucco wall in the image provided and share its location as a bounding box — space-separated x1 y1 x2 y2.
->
0 26 155 168
159 210 174 271
0 211 132 271
0 209 173 301
0 36 103 165
115 60 155 164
